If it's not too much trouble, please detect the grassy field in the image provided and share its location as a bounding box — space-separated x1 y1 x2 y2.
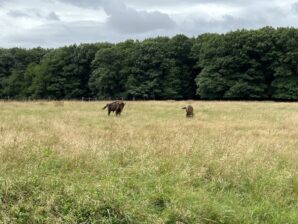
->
0 101 297 223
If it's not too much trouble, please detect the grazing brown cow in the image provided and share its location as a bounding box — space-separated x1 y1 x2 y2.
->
103 101 125 116
182 105 194 118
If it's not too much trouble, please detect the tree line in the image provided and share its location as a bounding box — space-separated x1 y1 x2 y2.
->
1 27 298 100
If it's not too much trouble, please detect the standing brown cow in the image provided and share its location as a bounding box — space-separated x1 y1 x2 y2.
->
182 105 194 117
103 101 125 116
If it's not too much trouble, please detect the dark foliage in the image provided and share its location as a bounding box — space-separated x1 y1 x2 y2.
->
1 28 298 100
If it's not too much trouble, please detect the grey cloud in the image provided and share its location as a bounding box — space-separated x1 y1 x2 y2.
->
0 0 9 6
103 0 176 34
292 2 298 13
35 12 42 18
188 4 288 34
179 5 290 37
56 0 264 8
125 0 239 6
55 0 177 34
1 0 298 48
3 17 175 48
57 0 103 8
46 12 60 21
7 9 61 21
179 16 261 36
121 0 273 10
213 15 266 31
7 10 30 18
4 20 112 48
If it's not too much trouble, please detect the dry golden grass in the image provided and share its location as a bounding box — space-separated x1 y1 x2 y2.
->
0 101 297 223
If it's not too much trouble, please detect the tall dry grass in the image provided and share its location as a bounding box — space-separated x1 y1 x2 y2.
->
0 101 297 223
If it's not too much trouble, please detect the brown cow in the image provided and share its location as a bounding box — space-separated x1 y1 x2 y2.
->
182 105 194 118
103 101 125 116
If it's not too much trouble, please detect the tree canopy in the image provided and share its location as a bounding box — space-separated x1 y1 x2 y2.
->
1 27 298 100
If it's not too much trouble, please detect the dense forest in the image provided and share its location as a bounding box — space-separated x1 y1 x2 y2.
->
1 27 298 100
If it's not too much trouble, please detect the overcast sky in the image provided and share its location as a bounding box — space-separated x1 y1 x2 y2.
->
1 0 298 48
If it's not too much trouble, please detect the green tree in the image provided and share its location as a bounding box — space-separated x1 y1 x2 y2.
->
194 28 275 100
270 28 298 100
89 41 133 99
169 35 197 99
0 47 47 99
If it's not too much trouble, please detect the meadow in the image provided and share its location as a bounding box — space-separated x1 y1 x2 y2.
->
0 101 297 223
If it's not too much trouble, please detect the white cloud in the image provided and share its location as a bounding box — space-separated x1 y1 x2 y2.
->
1 0 298 47
3 20 107 48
